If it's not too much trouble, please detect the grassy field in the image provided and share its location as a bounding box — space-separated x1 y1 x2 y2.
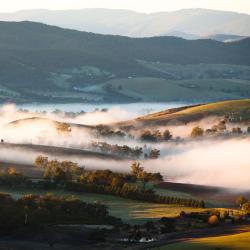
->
0 188 205 224
89 77 248 103
156 232 250 250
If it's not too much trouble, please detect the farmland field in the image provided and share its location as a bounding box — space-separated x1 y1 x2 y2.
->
85 77 250 103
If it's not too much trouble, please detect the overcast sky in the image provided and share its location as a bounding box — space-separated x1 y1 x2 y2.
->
1 0 250 14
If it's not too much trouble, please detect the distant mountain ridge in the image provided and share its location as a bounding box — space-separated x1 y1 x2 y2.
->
205 34 248 42
0 21 250 103
0 8 249 39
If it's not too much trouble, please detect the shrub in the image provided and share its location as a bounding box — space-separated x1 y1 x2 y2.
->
208 215 219 226
191 127 204 138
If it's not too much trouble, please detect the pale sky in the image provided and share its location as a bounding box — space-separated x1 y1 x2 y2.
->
0 0 250 14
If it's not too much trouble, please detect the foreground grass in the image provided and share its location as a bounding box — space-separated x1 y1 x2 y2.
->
156 232 250 250
0 188 205 224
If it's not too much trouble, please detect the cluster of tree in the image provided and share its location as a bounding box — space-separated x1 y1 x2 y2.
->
207 120 244 135
211 120 227 132
191 120 250 138
88 141 160 159
130 162 163 189
52 109 87 117
144 148 161 159
202 120 226 136
79 169 128 188
77 162 163 190
35 156 164 187
35 156 84 183
56 122 71 134
236 195 250 212
88 141 143 159
140 129 172 142
95 125 127 138
0 193 120 232
18 109 88 118
191 126 205 138
205 209 247 226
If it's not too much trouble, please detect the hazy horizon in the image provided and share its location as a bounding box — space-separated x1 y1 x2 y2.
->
1 0 250 15
1 7 250 16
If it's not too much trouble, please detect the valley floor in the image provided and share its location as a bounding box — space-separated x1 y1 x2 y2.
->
0 224 249 250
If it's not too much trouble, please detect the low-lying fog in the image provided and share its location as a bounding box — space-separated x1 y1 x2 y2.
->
144 138 250 190
18 102 186 123
0 103 250 190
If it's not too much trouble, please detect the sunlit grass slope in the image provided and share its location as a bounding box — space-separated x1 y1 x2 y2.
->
156 231 250 250
134 99 250 125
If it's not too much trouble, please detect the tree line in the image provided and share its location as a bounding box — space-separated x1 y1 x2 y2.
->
0 157 205 209
88 141 160 159
35 157 205 208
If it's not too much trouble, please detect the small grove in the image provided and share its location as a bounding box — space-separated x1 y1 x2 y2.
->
87 141 160 159
236 195 250 212
95 125 173 144
139 129 172 142
191 120 250 138
0 193 120 232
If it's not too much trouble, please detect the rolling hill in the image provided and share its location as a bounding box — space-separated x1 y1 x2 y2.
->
7 117 93 129
0 8 250 38
0 21 250 103
117 99 250 127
